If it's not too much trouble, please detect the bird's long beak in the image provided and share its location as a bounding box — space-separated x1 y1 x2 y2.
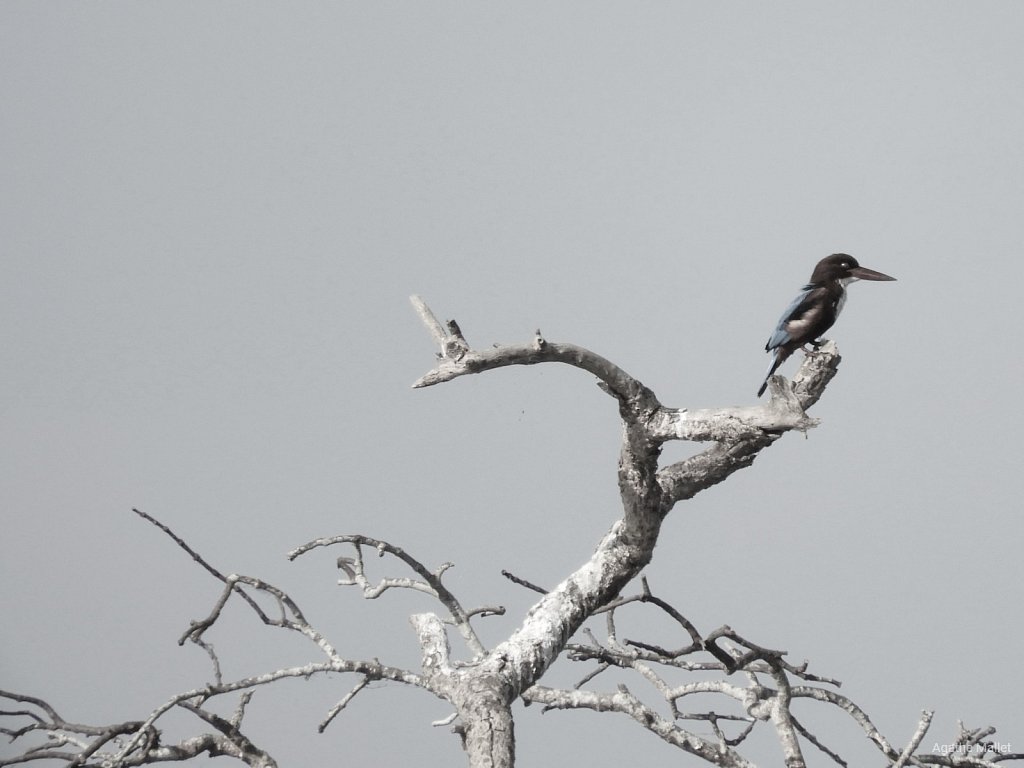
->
849 266 896 281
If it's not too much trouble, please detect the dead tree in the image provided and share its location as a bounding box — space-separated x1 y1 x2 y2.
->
1 297 1018 768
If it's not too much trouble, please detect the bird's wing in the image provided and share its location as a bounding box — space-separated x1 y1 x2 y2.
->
764 283 826 351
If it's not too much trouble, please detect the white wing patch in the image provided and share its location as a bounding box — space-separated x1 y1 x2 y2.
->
785 300 824 338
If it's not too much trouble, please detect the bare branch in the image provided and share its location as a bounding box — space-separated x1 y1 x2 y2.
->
432 711 459 727
410 612 455 682
411 297 659 420
523 685 756 768
0 690 147 753
0 692 67 735
112 659 428 763
0 513 453 768
534 580 905 768
760 662 805 768
134 508 299 647
289 534 489 658
790 685 898 759
177 698 278 767
414 338 658 415
621 581 703 656
411 300 838 515
893 710 934 768
0 688 276 768
656 342 842 506
790 341 843 406
230 692 254 729
410 294 449 350
646 400 817 443
464 604 506 620
318 677 371 733
180 572 341 664
791 714 848 767
500 569 548 595
133 507 227 581
411 294 470 362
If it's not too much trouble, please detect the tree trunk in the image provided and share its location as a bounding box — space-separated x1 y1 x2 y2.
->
456 683 515 768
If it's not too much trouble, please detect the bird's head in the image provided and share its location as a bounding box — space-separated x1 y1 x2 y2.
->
811 253 896 284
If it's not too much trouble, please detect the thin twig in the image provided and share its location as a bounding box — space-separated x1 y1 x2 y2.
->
290 535 487 657
501 569 548 595
319 677 370 733
792 713 848 767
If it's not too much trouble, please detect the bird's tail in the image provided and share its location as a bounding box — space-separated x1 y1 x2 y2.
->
757 351 785 398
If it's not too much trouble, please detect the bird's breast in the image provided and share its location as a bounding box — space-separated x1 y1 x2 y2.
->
835 289 848 318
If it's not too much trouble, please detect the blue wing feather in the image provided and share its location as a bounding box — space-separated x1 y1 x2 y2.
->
765 284 814 351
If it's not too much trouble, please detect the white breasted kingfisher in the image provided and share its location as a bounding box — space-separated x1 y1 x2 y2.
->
757 253 896 397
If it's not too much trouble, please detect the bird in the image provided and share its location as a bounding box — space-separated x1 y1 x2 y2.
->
757 253 896 397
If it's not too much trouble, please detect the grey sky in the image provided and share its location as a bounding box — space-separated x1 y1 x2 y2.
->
2 3 1022 766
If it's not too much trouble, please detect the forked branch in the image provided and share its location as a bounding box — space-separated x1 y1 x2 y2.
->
394 297 848 767
0 514 486 768
289 534 502 659
520 582 1022 768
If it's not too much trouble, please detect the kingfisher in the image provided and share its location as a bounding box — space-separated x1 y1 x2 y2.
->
757 253 896 397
